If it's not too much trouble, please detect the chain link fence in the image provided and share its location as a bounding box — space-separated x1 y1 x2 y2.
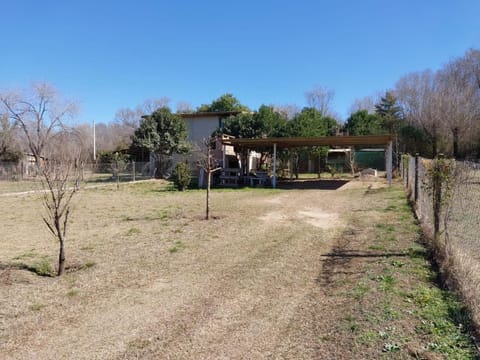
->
0 161 152 183
402 155 480 249
401 154 480 327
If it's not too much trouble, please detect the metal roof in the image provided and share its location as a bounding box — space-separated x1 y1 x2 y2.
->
221 135 393 149
179 111 242 118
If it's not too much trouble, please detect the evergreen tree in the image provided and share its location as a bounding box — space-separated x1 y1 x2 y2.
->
197 93 250 112
345 110 386 136
130 107 188 178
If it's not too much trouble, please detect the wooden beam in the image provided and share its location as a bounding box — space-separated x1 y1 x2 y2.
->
222 135 393 149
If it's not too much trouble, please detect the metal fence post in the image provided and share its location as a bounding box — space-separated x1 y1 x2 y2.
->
414 154 419 203
406 156 409 189
132 161 136 182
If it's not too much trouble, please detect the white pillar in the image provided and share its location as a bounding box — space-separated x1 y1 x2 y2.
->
272 143 277 188
387 141 393 186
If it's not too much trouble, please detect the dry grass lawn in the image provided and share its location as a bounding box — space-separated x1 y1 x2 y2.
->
0 179 477 359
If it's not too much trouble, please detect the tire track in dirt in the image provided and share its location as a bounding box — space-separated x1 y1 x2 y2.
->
118 223 336 359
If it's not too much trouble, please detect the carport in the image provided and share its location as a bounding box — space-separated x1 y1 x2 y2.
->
222 135 394 188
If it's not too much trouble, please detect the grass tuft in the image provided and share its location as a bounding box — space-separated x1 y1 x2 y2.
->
66 289 79 297
29 303 46 311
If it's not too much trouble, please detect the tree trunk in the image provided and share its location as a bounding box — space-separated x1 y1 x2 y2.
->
432 160 442 241
206 171 210 220
206 145 212 220
58 235 66 276
452 127 459 159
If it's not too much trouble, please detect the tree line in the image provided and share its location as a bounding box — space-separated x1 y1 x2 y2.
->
2 47 479 170
345 48 480 159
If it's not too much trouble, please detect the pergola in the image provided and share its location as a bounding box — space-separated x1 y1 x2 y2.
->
222 135 394 188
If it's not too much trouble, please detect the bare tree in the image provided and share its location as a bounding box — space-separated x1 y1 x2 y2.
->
394 49 480 158
113 97 171 150
395 70 444 157
198 137 221 220
141 97 170 115
1 83 81 276
348 95 379 115
437 52 480 158
305 86 335 117
176 101 194 114
41 138 81 276
0 82 77 164
273 104 300 120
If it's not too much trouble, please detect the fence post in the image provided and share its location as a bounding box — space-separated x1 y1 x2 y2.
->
403 155 408 189
414 154 419 203
132 161 136 182
432 154 444 240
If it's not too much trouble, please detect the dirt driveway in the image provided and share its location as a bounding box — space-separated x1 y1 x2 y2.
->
0 179 476 359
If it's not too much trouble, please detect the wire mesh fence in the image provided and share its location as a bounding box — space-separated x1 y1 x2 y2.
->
0 161 152 184
401 155 480 249
401 154 480 327
444 161 480 252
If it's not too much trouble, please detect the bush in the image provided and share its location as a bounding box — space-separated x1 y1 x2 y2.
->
172 162 191 191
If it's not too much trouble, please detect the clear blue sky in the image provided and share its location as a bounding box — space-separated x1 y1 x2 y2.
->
1 0 479 123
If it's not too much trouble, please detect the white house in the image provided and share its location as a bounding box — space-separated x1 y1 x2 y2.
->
179 111 241 144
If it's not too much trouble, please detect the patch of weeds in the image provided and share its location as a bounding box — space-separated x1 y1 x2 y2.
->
29 303 46 311
66 289 79 297
390 260 405 268
364 311 381 325
382 342 400 352
13 250 36 260
158 209 170 222
21 259 53 276
353 283 370 300
128 338 151 350
80 245 94 251
358 330 379 344
407 285 477 358
378 330 390 339
169 240 186 254
126 227 141 236
407 263 434 282
407 246 427 259
378 274 396 292
344 314 360 332
375 223 395 232
79 261 96 270
368 244 386 251
385 234 396 242
384 205 397 211
382 303 399 320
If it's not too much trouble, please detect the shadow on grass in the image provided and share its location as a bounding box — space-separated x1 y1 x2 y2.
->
277 179 349 190
85 175 151 184
321 251 409 258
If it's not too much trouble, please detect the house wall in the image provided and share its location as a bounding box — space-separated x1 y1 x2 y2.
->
184 116 221 143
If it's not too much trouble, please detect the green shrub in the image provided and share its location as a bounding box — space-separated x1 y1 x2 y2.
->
172 162 191 191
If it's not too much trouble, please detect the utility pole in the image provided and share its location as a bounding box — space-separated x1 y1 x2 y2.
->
93 119 96 161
